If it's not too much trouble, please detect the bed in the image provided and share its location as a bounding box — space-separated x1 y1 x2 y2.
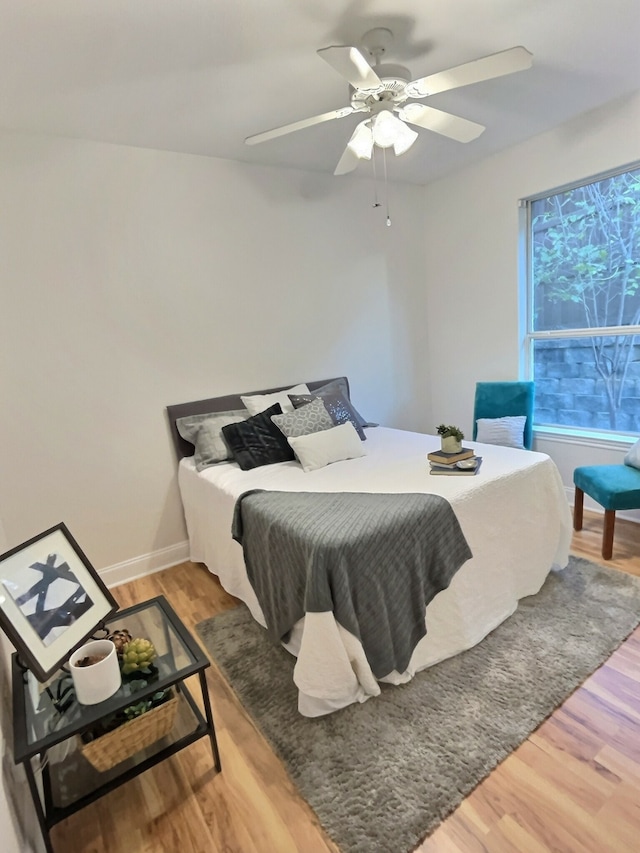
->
167 377 573 717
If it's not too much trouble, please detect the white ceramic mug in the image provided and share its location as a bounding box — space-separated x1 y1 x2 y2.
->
69 639 122 705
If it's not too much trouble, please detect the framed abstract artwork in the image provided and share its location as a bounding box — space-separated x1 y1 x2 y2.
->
0 523 118 681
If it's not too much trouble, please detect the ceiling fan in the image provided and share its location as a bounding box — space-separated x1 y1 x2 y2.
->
245 28 533 175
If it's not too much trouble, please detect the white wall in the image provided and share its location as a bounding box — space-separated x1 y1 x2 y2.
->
0 131 427 571
421 89 640 513
0 520 40 853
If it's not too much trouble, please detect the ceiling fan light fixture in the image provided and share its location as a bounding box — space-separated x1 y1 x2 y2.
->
370 110 402 148
392 122 418 156
347 121 374 159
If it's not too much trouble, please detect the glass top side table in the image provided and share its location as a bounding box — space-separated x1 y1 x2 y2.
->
12 594 221 853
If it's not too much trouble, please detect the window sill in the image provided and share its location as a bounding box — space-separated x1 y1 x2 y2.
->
534 426 637 452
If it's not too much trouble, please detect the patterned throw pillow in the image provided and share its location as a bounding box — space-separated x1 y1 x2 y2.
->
271 397 334 438
176 409 248 470
289 391 366 440
221 403 295 470
309 379 369 429
475 416 527 449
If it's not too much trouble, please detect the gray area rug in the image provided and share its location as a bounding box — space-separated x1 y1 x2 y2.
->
196 557 640 853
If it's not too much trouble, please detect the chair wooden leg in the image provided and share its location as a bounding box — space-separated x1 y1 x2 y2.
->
573 487 584 531
602 510 615 560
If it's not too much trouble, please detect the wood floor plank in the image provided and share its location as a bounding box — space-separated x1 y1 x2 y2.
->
456 798 493 837
587 659 640 720
488 813 555 853
463 767 592 853
48 510 639 852
417 824 468 853
489 753 618 853
529 708 604 764
513 738 618 813
596 744 640 787
595 782 640 851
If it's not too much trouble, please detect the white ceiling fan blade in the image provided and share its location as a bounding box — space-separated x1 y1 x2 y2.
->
334 121 374 175
317 45 383 92
405 46 533 99
245 105 356 145
398 104 485 143
334 146 361 176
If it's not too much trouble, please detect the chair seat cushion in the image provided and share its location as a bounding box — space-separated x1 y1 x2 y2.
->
574 464 640 511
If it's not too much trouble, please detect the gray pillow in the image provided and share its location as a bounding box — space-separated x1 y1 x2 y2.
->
309 379 370 429
271 397 334 438
289 391 366 440
177 409 248 471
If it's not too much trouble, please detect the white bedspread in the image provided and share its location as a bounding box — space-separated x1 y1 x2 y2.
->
178 427 572 716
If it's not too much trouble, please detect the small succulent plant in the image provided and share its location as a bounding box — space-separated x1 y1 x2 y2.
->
107 628 132 656
121 637 157 675
122 691 170 720
436 424 464 441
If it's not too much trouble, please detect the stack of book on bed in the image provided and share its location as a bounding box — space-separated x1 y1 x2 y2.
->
427 446 482 476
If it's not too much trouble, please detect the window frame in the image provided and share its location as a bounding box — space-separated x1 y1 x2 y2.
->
522 160 640 444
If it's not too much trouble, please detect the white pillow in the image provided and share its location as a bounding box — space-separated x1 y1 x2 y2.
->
624 437 640 470
475 415 527 449
288 421 366 472
241 383 309 416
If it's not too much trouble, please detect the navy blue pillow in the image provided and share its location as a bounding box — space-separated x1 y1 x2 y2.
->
221 403 295 470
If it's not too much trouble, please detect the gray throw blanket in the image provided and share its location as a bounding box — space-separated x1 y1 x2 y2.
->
232 490 472 679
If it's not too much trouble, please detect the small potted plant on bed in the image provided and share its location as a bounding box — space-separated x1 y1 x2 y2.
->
436 424 465 454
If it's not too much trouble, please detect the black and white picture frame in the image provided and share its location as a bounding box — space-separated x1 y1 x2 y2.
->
0 523 119 681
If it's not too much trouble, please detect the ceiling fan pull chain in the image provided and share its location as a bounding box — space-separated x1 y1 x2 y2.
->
383 147 391 226
371 145 381 209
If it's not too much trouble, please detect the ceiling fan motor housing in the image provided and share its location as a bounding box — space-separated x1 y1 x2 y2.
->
374 63 411 90
350 63 412 110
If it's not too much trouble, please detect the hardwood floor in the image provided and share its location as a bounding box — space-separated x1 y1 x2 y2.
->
50 510 640 853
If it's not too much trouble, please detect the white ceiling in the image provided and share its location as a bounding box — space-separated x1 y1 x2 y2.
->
1 0 639 185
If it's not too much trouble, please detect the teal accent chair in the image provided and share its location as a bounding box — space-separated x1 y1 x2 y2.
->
472 381 535 450
573 464 640 560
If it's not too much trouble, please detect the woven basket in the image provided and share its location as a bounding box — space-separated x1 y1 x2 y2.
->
78 694 179 772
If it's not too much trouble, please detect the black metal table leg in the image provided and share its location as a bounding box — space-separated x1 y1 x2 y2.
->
198 670 221 772
24 754 54 853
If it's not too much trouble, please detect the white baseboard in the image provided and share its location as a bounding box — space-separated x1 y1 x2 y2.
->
100 540 190 589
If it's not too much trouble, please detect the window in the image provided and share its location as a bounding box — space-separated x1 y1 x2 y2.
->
525 165 640 436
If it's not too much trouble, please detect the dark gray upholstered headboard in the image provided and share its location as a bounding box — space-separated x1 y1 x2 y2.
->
166 377 350 461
